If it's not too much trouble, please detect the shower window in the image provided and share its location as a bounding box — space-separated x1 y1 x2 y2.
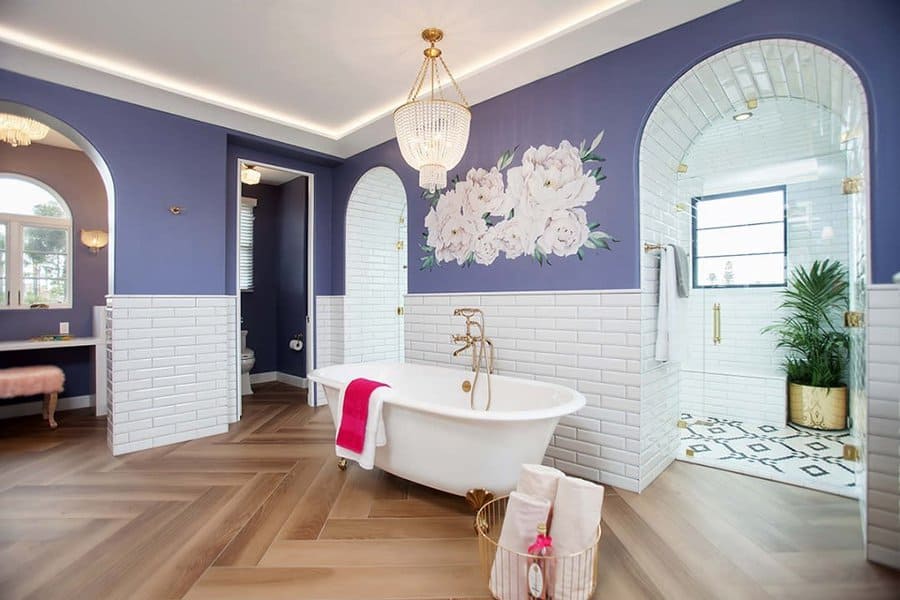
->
692 186 786 288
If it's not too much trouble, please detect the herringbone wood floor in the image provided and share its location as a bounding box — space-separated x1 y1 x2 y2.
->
0 382 896 599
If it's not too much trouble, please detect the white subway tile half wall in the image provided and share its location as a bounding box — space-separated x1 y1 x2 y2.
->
106 295 235 455
404 291 643 492
866 286 900 569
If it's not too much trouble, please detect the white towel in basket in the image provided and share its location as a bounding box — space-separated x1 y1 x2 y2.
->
489 491 551 599
551 476 605 600
516 464 565 505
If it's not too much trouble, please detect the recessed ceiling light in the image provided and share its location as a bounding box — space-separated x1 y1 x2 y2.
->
733 111 753 121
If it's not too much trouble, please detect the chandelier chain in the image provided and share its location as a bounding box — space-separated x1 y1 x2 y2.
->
393 28 471 192
407 57 430 103
439 56 468 107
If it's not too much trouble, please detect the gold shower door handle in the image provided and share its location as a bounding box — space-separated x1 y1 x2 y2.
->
712 303 721 345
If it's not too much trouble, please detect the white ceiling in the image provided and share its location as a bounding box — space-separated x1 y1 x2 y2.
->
0 0 735 158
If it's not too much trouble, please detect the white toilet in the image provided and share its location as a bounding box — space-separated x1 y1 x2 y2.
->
240 330 255 396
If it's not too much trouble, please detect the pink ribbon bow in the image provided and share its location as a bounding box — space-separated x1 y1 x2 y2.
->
528 533 553 555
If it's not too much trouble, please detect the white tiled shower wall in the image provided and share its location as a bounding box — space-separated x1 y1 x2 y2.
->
866 286 900 569
403 291 644 492
344 167 407 364
106 295 236 455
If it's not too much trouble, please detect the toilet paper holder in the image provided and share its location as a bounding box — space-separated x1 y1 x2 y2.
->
289 333 304 352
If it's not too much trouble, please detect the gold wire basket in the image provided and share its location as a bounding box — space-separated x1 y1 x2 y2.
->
475 495 601 600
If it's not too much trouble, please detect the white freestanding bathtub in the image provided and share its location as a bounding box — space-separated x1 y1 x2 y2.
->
308 362 586 497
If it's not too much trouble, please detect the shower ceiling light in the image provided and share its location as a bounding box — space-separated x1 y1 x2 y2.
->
241 164 261 185
394 28 471 193
0 113 50 147
733 111 753 121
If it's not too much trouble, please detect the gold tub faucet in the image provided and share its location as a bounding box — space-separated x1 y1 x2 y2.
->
451 308 494 410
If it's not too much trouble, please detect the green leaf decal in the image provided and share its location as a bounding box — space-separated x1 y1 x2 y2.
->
589 130 605 153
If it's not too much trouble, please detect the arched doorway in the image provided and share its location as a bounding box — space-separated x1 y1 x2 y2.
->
638 36 870 519
344 167 408 363
0 101 114 420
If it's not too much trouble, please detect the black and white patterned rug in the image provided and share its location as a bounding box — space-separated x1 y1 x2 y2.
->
678 413 858 498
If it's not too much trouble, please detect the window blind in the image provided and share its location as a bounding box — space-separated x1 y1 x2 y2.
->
239 197 257 291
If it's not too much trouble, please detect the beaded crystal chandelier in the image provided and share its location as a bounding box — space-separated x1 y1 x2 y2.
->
0 113 50 147
393 28 471 192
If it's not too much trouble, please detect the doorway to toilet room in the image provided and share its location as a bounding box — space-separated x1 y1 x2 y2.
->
235 160 314 417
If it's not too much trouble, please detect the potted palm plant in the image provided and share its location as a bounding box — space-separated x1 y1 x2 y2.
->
763 259 850 430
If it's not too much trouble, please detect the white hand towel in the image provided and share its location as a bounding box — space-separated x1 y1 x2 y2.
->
334 385 389 470
489 491 551 600
654 245 678 362
516 464 565 505
551 476 605 600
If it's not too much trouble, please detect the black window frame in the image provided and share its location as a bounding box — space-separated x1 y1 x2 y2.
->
691 185 787 289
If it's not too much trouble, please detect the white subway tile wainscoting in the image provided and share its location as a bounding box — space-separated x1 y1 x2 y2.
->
106 295 237 455
403 290 644 492
866 285 900 569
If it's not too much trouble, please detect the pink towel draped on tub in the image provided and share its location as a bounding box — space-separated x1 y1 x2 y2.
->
336 378 390 452
0 366 64 398
335 378 391 469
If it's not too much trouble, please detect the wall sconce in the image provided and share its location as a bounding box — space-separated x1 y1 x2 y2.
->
80 229 109 253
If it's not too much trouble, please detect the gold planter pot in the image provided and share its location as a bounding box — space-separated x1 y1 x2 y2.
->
788 382 848 431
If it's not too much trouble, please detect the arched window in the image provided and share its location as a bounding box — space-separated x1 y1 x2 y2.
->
0 174 73 308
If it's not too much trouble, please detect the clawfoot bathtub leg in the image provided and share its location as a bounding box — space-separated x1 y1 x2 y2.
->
337 458 348 471
466 489 495 533
465 488 494 513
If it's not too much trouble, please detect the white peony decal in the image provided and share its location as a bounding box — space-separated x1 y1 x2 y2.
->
420 131 616 270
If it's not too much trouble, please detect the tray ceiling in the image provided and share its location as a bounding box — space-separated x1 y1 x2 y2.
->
0 0 736 158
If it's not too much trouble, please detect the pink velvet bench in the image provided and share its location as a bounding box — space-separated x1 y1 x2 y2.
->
0 366 65 429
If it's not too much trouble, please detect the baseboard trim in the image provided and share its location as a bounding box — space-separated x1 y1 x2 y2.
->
249 371 277 384
276 372 308 388
249 371 308 388
0 395 94 420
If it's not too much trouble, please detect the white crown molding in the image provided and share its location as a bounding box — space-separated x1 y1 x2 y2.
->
0 0 735 159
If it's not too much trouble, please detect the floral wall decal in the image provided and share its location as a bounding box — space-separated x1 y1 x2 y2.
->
419 131 616 270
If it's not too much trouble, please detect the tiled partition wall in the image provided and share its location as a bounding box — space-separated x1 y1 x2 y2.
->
106 295 237 455
638 115 684 489
404 291 644 492
867 285 900 569
315 295 344 371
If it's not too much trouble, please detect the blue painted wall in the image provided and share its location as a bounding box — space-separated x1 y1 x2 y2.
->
275 176 308 378
0 70 339 298
0 0 896 328
240 183 279 374
0 69 229 294
332 0 900 292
